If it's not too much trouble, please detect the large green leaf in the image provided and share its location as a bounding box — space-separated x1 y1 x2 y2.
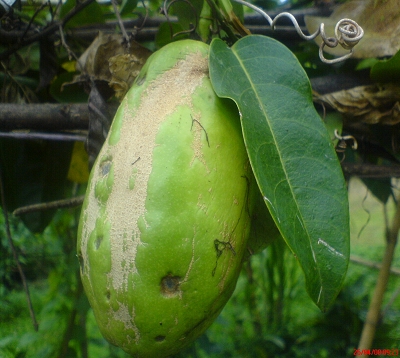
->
209 35 350 311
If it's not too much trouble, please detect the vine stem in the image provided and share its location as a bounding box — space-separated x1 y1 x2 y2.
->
358 195 400 349
350 255 400 276
12 196 85 216
0 167 39 331
110 0 130 46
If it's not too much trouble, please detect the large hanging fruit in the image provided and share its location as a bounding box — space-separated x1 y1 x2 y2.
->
77 39 258 357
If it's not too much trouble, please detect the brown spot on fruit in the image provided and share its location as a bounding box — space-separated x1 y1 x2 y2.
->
160 274 181 297
100 158 112 176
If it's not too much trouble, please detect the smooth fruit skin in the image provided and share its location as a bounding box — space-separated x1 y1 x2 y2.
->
77 39 255 357
245 191 282 260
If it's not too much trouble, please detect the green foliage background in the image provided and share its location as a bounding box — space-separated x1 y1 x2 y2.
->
1 179 399 357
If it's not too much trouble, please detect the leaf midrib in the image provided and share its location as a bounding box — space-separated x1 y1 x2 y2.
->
231 46 324 300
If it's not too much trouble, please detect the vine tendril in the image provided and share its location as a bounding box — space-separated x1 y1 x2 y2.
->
334 129 358 150
232 0 364 64
162 0 198 38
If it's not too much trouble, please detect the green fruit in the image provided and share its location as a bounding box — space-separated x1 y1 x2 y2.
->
245 191 282 261
77 40 255 357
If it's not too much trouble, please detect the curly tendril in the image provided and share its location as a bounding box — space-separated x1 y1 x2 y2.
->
232 0 364 64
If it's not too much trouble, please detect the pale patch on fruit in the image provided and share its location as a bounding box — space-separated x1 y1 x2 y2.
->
109 301 140 344
79 198 101 288
128 167 137 190
196 193 208 214
190 116 210 173
82 51 209 294
179 234 197 297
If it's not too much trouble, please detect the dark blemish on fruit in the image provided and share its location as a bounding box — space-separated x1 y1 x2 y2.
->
160 274 181 297
78 254 85 273
95 235 103 250
155 335 166 342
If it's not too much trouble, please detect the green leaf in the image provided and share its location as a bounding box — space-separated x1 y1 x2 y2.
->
155 22 190 49
209 35 350 311
362 178 392 204
120 0 138 18
371 49 400 83
356 58 379 71
167 0 203 33
49 72 88 103
59 0 105 29
323 112 343 148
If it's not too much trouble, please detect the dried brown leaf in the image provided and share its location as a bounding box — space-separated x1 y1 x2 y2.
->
317 84 400 125
75 32 152 97
109 53 148 100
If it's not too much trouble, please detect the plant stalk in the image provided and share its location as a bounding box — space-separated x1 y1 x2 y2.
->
357 196 400 349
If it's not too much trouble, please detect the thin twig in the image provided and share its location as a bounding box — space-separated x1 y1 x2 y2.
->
0 0 96 61
20 2 49 40
13 196 85 216
350 255 400 276
0 62 35 104
0 132 86 141
58 24 79 62
341 163 400 179
111 0 130 45
131 0 149 38
0 166 39 331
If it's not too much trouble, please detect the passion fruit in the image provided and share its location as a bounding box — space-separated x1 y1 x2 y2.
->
77 40 256 357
